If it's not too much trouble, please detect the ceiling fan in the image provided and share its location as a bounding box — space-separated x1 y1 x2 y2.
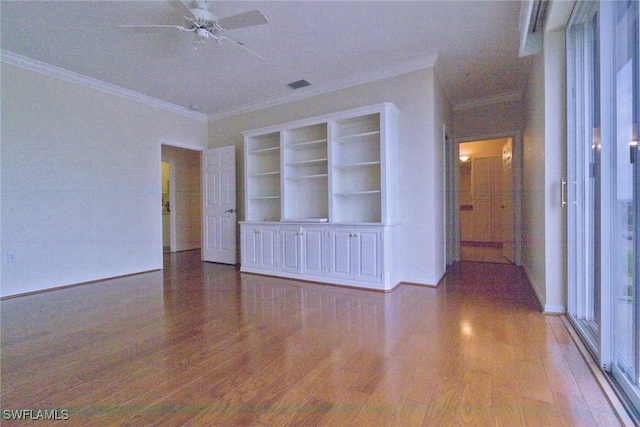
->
119 0 268 58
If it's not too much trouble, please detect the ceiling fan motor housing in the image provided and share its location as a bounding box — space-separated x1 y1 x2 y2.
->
189 8 218 30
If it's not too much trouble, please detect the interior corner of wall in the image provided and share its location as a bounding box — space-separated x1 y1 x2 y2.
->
522 263 546 311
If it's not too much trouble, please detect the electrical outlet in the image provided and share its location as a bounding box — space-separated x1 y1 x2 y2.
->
7 252 17 263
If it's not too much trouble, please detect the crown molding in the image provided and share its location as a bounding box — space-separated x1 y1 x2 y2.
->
453 91 523 112
1 49 440 123
0 50 208 123
208 53 439 122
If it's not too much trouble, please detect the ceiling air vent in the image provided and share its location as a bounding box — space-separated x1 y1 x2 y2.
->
287 79 311 90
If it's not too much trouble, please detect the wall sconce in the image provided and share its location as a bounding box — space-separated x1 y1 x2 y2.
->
459 156 470 162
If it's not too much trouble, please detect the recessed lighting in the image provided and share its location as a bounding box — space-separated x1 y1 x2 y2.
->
189 105 200 111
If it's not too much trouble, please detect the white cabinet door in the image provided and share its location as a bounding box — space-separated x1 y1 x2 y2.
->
354 229 383 283
329 228 355 279
328 227 383 283
301 227 328 277
242 223 387 288
281 226 302 273
241 225 279 271
258 227 279 270
241 226 259 268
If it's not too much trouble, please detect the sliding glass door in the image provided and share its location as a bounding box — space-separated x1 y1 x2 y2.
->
611 0 639 412
567 0 639 416
567 1 601 351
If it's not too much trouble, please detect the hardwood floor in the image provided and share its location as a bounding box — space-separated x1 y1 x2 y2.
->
0 250 623 426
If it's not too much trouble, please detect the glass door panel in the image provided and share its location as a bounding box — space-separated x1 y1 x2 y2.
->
567 3 601 350
612 0 639 411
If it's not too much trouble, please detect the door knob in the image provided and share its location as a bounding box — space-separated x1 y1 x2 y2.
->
225 208 236 213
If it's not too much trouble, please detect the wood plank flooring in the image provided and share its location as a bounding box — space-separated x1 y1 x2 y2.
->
0 251 623 426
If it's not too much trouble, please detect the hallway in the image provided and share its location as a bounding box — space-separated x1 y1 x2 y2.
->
0 251 623 425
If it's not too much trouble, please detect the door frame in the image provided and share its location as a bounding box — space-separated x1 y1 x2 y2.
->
447 131 523 266
158 139 204 264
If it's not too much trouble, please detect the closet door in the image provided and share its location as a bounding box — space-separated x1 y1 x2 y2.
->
472 157 493 242
490 157 503 241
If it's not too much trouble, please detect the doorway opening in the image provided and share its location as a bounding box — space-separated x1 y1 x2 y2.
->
160 144 202 255
454 137 519 264
161 161 173 253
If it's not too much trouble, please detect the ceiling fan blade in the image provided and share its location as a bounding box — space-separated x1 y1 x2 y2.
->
217 10 268 31
119 24 195 33
220 37 266 60
166 0 195 17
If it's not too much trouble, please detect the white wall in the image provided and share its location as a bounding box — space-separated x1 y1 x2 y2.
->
523 51 547 305
454 100 524 140
208 68 451 286
543 30 567 312
432 73 452 281
1 63 208 297
161 145 202 252
521 29 567 313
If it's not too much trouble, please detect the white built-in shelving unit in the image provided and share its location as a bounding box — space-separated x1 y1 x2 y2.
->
283 123 329 222
240 103 399 291
245 132 281 222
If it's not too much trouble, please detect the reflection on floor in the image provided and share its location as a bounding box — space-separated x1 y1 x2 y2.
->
0 250 622 425
461 242 511 264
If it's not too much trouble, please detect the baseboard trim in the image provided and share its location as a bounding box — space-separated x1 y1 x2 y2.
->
543 305 566 315
0 269 161 300
401 281 438 289
239 270 402 293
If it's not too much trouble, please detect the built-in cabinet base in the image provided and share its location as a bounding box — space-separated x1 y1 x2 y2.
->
240 222 398 291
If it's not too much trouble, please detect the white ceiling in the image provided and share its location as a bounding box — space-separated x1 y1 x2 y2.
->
0 1 532 119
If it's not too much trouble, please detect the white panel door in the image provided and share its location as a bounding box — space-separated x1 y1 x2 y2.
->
202 146 237 264
472 158 492 242
473 199 493 242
